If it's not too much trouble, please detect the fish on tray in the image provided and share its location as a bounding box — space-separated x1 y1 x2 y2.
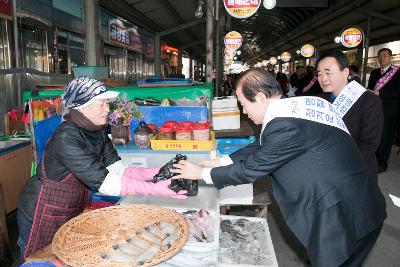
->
180 209 214 242
100 220 181 266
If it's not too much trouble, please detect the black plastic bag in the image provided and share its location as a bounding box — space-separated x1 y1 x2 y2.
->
152 154 198 196
169 179 199 196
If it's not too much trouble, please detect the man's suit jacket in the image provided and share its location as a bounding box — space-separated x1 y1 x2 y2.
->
368 66 400 101
367 66 400 130
211 118 386 267
319 91 383 175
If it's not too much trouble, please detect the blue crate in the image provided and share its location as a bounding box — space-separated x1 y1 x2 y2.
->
216 136 256 155
130 105 209 136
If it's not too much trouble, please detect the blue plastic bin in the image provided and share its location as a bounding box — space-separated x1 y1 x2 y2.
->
216 136 256 155
130 106 209 137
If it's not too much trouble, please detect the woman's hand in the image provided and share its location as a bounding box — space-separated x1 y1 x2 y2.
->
172 160 204 180
198 159 221 168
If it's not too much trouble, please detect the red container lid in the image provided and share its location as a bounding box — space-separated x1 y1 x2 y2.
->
192 122 210 130
175 126 192 133
180 121 194 128
159 126 174 133
147 123 157 130
163 120 179 128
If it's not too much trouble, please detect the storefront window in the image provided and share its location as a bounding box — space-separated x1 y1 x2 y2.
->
20 27 49 72
0 20 12 69
57 29 84 74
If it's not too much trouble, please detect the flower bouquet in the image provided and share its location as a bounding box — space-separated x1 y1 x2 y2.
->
107 94 142 145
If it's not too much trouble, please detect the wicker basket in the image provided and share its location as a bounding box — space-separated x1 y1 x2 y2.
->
52 205 188 267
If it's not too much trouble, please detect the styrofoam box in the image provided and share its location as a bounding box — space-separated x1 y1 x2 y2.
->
212 96 238 109
212 107 240 130
217 215 279 267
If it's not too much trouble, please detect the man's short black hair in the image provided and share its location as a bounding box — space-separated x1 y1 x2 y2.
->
236 67 282 102
378 48 392 56
317 51 350 71
296 66 305 70
349 64 359 73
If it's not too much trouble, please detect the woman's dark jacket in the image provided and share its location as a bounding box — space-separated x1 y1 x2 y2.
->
18 121 120 221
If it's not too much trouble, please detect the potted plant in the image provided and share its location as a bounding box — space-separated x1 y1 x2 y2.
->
107 94 142 145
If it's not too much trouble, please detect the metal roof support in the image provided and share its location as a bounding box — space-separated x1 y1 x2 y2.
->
249 0 370 62
214 0 221 96
362 16 372 86
355 8 400 25
205 0 214 84
155 34 161 77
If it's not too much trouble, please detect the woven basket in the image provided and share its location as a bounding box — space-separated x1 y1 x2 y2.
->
52 205 188 267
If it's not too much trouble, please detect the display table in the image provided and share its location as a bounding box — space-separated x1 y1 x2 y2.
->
22 82 213 102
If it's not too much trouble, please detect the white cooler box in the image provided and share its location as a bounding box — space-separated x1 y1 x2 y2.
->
212 107 240 130
212 96 240 130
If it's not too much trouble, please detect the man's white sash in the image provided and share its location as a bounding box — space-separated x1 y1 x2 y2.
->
332 81 366 118
261 96 349 142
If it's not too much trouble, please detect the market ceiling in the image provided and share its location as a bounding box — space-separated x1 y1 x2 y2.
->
100 0 400 63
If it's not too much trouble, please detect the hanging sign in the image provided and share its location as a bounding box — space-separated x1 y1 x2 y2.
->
269 57 277 65
301 44 315 58
223 0 261 19
0 0 12 20
109 20 144 53
280 52 291 62
224 48 237 59
340 27 363 48
224 31 243 50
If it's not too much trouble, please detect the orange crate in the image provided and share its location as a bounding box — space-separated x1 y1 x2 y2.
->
150 131 215 151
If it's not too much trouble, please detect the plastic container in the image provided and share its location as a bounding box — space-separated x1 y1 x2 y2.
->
163 120 179 129
158 126 174 140
147 123 158 135
192 122 210 141
151 131 215 151
20 262 56 267
72 66 109 79
180 121 194 129
175 127 192 141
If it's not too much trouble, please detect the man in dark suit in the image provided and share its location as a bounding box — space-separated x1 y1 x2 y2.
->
317 51 383 175
173 68 386 267
367 48 400 173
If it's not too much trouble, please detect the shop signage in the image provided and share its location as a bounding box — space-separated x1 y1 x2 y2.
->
300 44 315 58
0 0 12 20
224 48 237 59
280 52 291 62
223 0 261 19
269 57 277 65
109 21 144 53
340 27 363 48
224 31 243 50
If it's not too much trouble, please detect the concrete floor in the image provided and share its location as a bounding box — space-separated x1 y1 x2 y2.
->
6 147 400 266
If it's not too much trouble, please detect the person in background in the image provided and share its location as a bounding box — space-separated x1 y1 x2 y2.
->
17 77 186 261
317 51 383 175
172 68 386 267
300 66 323 96
276 72 289 96
367 48 400 173
290 66 305 95
349 64 362 84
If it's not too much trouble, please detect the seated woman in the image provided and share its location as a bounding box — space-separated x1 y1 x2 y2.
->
17 76 186 261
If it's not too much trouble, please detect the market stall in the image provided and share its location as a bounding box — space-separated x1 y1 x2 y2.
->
22 82 213 102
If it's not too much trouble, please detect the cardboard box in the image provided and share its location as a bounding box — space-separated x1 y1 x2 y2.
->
212 108 240 130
